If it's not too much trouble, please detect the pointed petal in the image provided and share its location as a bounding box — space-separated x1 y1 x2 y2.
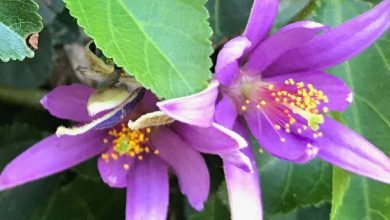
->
243 0 279 56
264 71 352 111
97 150 135 188
0 131 106 191
220 150 253 173
215 95 238 129
223 122 263 220
126 156 169 220
173 122 247 154
157 81 219 127
244 21 328 74
266 0 390 75
215 37 251 86
40 84 95 122
245 109 318 163
151 127 209 210
316 117 390 184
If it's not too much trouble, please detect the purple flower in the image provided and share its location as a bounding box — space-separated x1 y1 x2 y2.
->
0 82 249 220
215 0 390 219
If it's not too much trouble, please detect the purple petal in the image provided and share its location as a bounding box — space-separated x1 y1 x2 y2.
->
40 84 95 122
126 156 169 220
242 0 279 56
220 150 253 173
244 21 328 75
151 127 209 210
157 81 219 127
0 131 106 191
215 37 251 86
264 71 352 111
245 109 318 163
97 149 135 188
173 122 247 154
223 122 263 220
215 95 238 129
265 0 390 75
316 117 390 184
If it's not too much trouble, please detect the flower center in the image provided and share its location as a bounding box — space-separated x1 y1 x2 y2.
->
240 77 329 142
101 123 159 169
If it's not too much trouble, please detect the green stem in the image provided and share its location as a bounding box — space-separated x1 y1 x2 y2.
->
0 86 45 110
289 0 322 23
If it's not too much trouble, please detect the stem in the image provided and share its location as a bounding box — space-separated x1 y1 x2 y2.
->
289 0 322 23
0 86 45 110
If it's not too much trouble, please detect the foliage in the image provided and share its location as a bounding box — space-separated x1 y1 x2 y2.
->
0 0 390 219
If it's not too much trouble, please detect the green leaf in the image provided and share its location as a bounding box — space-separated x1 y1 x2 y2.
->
0 28 53 88
65 0 212 99
309 0 390 219
188 193 229 220
258 152 332 215
206 0 252 46
267 204 331 220
0 0 43 61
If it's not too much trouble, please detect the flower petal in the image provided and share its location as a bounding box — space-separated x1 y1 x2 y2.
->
157 81 219 127
223 122 263 220
242 0 279 56
151 127 209 210
316 117 390 184
220 150 253 173
173 122 247 154
244 21 328 75
265 0 390 75
215 95 238 129
97 150 135 188
264 71 352 111
215 37 251 86
40 84 95 122
126 156 169 220
245 109 318 163
0 131 106 191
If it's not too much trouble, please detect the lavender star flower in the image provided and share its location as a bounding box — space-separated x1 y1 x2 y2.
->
0 82 249 220
215 0 390 219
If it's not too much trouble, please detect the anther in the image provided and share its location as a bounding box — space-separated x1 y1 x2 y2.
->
123 163 130 170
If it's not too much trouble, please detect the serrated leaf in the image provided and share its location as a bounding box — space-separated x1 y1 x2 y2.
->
0 0 43 61
0 28 53 88
65 0 212 99
309 0 390 219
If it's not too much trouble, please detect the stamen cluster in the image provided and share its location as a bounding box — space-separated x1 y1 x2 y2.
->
101 124 159 169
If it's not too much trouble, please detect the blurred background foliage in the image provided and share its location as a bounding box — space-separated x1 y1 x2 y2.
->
0 0 389 219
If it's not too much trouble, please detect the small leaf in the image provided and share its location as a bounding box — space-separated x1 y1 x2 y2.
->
0 0 43 61
65 0 213 99
0 28 53 88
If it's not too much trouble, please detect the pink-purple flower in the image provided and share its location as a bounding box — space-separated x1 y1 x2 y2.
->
215 0 390 219
0 82 250 220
